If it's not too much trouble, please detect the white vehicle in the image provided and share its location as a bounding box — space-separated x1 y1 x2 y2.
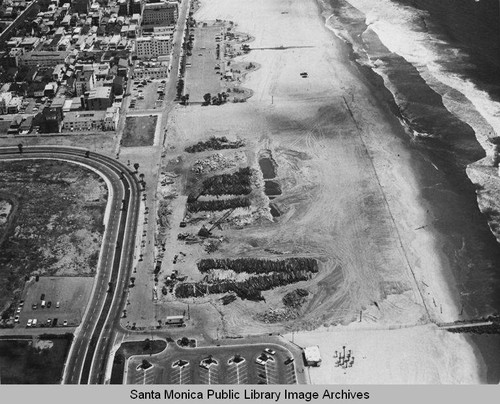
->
56 301 60 308
264 348 276 355
14 315 19 323
27 319 32 327
41 300 46 308
32 319 37 326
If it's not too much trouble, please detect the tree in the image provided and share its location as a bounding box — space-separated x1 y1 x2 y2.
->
203 93 211 106
133 163 139 172
17 143 23 153
139 173 145 181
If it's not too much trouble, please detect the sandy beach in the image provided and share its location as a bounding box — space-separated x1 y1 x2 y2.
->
163 0 485 383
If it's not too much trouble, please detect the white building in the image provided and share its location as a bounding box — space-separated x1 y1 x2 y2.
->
303 346 322 367
0 92 13 115
135 35 171 58
133 61 169 79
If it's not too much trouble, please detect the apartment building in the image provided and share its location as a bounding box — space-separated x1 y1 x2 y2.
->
142 1 178 26
135 35 171 58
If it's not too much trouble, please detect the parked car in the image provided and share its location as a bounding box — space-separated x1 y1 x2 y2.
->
47 301 52 308
56 301 60 308
27 319 32 327
264 348 276 355
32 303 38 310
40 293 45 300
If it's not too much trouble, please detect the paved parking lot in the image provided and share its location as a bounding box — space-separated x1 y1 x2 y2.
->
127 342 299 385
16 276 93 329
184 23 226 103
129 80 164 111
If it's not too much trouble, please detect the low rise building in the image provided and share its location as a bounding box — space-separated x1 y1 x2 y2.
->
62 110 110 131
19 51 71 67
84 86 113 110
303 346 322 367
75 69 95 96
133 61 169 79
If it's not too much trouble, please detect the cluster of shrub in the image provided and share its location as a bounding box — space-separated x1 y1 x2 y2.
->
197 257 319 274
201 167 252 196
187 196 250 212
175 269 313 301
185 136 244 153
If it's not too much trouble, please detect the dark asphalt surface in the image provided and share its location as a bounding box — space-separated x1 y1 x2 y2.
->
127 342 300 385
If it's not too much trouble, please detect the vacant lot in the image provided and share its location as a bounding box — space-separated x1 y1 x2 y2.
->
122 115 158 147
18 276 94 328
0 160 107 319
0 334 73 384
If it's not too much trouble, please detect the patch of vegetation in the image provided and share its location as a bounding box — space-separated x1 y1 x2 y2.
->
200 167 252 196
187 196 250 212
283 289 309 308
158 200 172 227
110 339 167 384
0 334 73 384
122 115 157 147
185 136 244 153
175 270 313 301
197 257 319 274
177 337 196 348
0 160 107 316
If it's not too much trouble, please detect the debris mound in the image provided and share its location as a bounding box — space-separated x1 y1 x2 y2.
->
185 136 244 153
283 289 309 308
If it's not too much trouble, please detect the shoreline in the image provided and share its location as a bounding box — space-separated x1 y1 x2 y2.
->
315 0 498 383
187 0 486 383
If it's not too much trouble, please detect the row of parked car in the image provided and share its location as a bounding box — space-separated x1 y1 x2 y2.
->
26 318 68 328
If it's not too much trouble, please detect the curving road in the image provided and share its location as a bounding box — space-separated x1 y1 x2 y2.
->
0 146 141 384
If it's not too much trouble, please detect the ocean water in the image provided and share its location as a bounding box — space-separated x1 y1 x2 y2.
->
319 0 500 382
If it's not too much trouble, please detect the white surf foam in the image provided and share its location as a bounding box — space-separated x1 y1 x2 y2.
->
339 0 500 151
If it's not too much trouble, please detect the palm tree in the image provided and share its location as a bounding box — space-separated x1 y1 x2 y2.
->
133 163 139 172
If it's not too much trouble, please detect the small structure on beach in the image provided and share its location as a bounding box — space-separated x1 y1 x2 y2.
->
303 345 322 367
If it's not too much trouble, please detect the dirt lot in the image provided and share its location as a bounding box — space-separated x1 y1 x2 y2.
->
17 276 94 328
0 334 73 383
122 115 159 147
0 132 120 155
0 160 107 320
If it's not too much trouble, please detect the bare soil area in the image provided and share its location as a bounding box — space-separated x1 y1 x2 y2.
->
0 160 107 319
122 116 158 147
